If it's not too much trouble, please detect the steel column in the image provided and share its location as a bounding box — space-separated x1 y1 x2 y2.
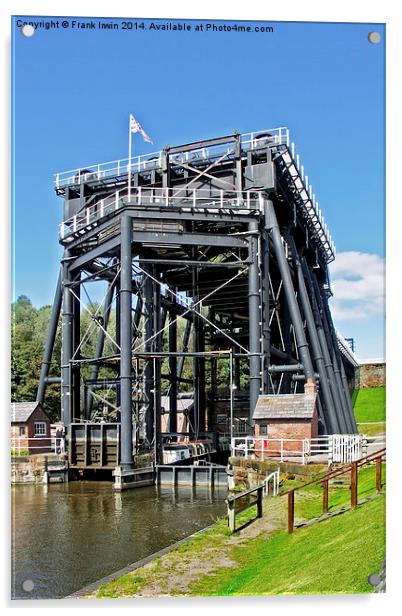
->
318 281 357 433
72 275 81 421
303 261 351 433
168 311 177 434
288 237 340 433
248 219 261 422
144 265 154 445
119 215 134 469
261 224 270 394
265 199 315 384
61 254 73 430
153 268 163 464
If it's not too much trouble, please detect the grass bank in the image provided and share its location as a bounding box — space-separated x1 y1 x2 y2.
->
91 464 385 598
190 494 385 596
357 422 386 436
354 386 385 423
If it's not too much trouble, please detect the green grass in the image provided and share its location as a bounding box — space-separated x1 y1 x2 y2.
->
95 463 385 598
357 422 386 436
190 494 385 596
95 517 233 598
353 387 385 423
292 463 386 523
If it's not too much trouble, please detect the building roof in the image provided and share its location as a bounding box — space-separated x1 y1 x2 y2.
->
253 393 317 420
160 396 194 413
11 401 47 423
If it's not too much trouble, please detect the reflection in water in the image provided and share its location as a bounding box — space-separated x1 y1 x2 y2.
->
11 481 227 599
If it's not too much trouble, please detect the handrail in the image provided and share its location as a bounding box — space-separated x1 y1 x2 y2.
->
55 125 335 262
281 447 386 495
226 484 264 532
283 448 386 533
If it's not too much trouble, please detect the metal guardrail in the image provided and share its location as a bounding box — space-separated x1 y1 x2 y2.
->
54 127 289 188
231 435 367 465
55 126 335 260
226 484 264 533
232 436 310 464
60 187 263 240
11 437 65 455
226 468 280 533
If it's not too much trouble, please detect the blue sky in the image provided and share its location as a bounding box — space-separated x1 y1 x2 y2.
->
11 16 385 359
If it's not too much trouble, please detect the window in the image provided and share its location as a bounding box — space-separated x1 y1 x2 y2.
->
259 423 268 436
19 426 25 436
34 422 46 436
238 419 247 434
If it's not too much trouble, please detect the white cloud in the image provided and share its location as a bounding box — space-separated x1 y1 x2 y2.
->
329 252 385 322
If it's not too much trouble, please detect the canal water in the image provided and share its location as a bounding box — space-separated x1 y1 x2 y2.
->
11 481 227 600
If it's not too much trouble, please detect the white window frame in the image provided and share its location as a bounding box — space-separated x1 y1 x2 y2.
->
34 421 47 437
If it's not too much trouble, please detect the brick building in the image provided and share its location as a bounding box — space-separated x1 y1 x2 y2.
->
252 383 318 452
11 402 52 454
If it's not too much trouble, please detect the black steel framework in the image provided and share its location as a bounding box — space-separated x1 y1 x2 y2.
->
38 128 358 468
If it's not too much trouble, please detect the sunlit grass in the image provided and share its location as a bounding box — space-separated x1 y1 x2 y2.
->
354 387 385 423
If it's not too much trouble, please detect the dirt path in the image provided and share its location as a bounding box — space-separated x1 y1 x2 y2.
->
86 496 288 598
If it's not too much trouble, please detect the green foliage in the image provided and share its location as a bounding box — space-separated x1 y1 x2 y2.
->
11 449 29 456
353 387 386 423
12 296 62 421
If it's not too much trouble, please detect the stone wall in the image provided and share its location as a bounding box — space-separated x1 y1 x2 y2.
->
358 362 386 389
11 454 66 484
228 456 327 492
11 455 47 484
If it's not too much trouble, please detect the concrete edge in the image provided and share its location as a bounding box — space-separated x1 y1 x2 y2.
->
65 518 224 599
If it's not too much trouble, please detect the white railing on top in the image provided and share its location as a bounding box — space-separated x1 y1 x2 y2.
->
55 126 335 260
59 187 264 240
54 127 289 189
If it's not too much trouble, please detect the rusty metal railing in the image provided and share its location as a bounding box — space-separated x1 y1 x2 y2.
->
283 447 386 533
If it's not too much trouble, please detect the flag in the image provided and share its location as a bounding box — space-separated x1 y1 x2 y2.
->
129 113 153 144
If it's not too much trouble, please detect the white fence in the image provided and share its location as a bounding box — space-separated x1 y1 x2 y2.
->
11 437 65 455
263 469 280 496
231 435 367 465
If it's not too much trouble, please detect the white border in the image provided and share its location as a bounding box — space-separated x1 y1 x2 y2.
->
1 1 400 614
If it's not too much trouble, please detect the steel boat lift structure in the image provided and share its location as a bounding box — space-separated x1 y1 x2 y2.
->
37 127 358 470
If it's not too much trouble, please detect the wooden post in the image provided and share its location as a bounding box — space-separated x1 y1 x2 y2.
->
288 490 295 533
322 479 329 513
227 499 235 532
351 461 358 508
376 457 382 493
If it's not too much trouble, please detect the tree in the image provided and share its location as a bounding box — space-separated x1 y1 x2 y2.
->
11 296 62 421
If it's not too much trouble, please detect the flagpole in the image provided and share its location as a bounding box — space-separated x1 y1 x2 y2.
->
128 114 132 202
